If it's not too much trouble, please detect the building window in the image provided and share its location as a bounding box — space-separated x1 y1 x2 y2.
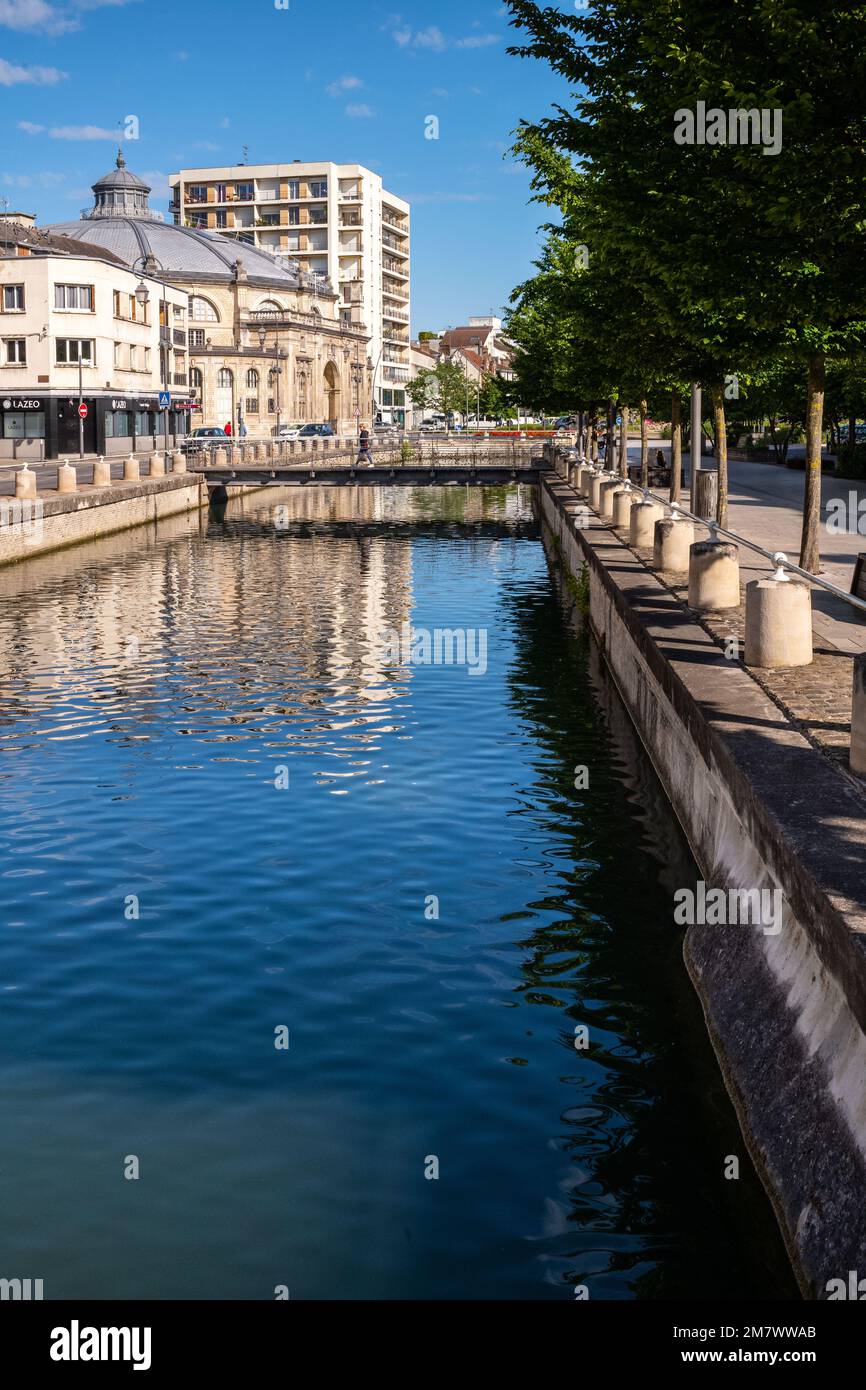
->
2 285 24 312
129 345 138 371
104 410 131 438
246 397 259 414
187 212 207 229
3 410 45 438
309 179 327 198
287 179 300 199
309 205 327 225
189 185 208 202
215 183 227 202
4 338 26 364
236 182 254 201
190 328 205 348
287 206 300 225
215 211 227 229
246 368 259 390
55 283 94 311
190 296 219 322
135 411 154 436
113 342 122 369
56 338 94 365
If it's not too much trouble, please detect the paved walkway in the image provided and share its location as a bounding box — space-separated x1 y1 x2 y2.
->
634 440 866 656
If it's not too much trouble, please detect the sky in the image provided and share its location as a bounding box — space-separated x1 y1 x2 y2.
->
0 0 572 334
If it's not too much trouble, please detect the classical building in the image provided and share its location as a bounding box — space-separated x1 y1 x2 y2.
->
43 153 373 438
0 209 190 460
168 161 409 425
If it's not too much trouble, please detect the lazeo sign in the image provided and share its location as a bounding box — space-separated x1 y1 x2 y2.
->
111 399 128 410
2 398 42 411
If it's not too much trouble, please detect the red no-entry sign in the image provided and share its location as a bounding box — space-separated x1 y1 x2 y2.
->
78 403 88 419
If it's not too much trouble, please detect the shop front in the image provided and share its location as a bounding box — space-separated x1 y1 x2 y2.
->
0 394 193 461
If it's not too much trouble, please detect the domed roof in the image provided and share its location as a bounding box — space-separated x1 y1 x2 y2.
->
44 216 304 288
43 155 318 291
93 149 150 192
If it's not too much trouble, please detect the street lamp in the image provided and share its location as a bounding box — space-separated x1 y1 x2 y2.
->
133 252 172 459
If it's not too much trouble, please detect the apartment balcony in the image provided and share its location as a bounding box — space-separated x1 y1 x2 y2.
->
382 233 408 254
340 214 363 228
383 366 410 383
382 259 409 278
382 306 409 322
257 190 278 201
382 213 408 234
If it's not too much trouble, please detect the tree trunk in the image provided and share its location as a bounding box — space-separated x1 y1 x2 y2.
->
619 404 629 478
670 391 682 502
590 414 599 462
639 396 648 488
799 353 826 573
606 399 615 467
710 383 728 528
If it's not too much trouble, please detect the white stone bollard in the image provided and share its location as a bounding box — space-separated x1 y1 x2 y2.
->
654 515 695 571
599 478 623 519
92 456 112 487
56 461 77 494
123 453 140 482
629 499 665 548
589 471 613 510
851 656 866 776
744 560 812 668
15 463 37 500
612 487 635 529
577 465 595 495
214 447 228 468
149 451 165 477
688 539 740 611
171 449 186 473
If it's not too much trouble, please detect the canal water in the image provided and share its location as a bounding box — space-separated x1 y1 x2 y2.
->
0 486 793 1300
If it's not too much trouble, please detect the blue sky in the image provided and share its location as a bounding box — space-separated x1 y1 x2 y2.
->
0 0 571 332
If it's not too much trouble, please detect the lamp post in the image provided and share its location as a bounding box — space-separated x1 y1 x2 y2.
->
133 252 172 459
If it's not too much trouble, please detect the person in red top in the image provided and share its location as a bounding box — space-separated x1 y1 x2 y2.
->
224 421 232 436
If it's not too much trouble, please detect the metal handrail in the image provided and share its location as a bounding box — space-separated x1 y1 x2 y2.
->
562 449 866 619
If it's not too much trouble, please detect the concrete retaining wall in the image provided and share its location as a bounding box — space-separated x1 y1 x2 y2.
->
540 468 866 1298
0 474 204 566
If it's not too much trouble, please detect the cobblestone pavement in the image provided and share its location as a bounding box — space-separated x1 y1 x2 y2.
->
623 532 861 792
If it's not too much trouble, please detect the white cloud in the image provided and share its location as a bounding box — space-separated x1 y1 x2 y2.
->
414 25 447 51
431 87 449 97
387 21 502 52
0 0 136 33
2 168 65 186
48 124 117 139
219 116 230 128
140 169 169 199
192 140 219 151
326 73 362 97
0 0 76 33
0 56 66 83
18 118 44 132
345 103 374 119
455 33 500 48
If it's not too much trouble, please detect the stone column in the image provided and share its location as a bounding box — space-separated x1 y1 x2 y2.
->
688 539 740 610
744 563 813 667
123 454 140 482
93 456 112 487
654 515 695 570
692 468 719 521
214 447 229 468
56 461 77 493
629 499 665 547
612 487 634 529
15 463 37 500
599 478 623 519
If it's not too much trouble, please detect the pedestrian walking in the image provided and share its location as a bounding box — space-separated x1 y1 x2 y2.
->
357 425 373 466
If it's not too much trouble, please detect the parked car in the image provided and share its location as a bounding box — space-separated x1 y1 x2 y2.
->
277 422 336 440
182 426 230 454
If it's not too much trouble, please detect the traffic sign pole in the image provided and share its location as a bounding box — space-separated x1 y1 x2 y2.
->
78 354 84 460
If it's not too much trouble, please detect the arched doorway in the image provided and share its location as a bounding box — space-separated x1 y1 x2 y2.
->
323 361 340 430
215 368 233 429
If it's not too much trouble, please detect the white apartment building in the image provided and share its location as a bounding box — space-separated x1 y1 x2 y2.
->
169 162 410 424
0 217 190 460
